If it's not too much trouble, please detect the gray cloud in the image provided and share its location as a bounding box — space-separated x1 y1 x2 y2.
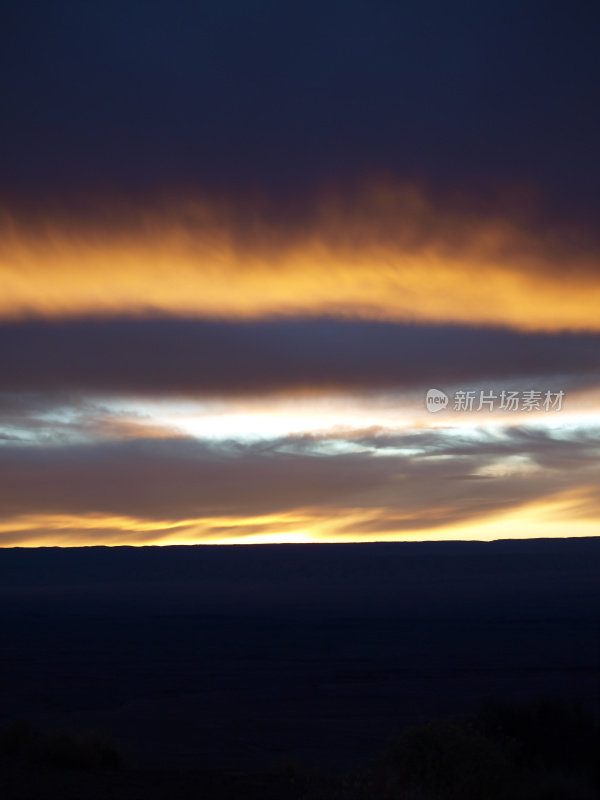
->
0 319 599 396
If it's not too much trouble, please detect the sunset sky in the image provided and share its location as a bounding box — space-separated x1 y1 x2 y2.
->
1 0 599 546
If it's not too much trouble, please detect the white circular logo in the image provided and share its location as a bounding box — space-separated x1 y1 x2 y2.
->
426 388 449 412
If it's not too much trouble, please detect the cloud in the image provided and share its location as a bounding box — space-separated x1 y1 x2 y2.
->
1 184 599 329
0 425 598 546
0 318 598 396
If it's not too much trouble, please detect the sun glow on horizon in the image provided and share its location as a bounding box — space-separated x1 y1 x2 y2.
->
2 486 599 548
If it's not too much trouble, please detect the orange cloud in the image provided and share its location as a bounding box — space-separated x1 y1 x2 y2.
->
1 487 599 548
1 184 599 331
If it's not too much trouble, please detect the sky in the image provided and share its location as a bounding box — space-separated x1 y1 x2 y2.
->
1 0 599 546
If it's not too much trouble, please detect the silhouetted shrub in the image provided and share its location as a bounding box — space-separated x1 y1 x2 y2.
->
0 719 40 761
0 720 121 770
475 699 600 788
376 719 512 800
300 701 600 800
300 719 512 800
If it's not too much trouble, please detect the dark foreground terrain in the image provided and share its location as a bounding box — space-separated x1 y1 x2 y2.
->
1 539 599 797
2 700 600 799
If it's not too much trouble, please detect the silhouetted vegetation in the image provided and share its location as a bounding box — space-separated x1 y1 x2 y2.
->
0 719 121 770
477 699 599 778
0 701 598 799
301 700 600 800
